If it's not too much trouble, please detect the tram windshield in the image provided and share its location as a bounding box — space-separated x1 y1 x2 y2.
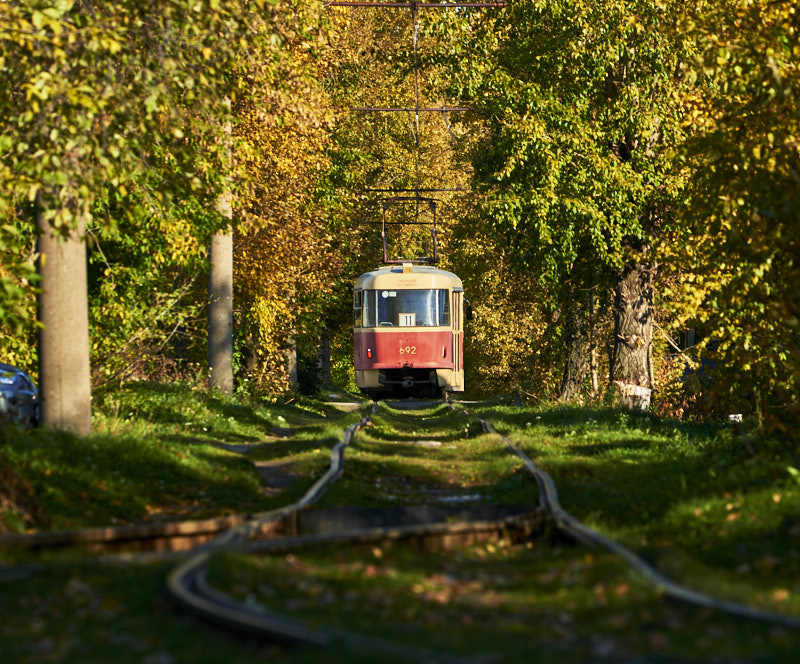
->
359 289 450 328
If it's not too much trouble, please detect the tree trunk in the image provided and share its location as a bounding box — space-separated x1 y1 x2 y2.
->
558 290 590 402
284 332 299 392
610 261 654 410
317 326 331 387
208 230 233 394
589 290 599 397
37 202 92 434
208 112 234 394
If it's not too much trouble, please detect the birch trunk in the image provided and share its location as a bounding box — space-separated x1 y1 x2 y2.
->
208 113 234 394
208 230 233 394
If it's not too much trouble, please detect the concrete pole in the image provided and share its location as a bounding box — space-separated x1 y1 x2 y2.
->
37 203 92 435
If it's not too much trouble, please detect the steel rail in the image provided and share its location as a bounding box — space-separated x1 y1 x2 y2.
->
166 411 373 626
168 401 545 660
173 512 541 659
479 417 800 629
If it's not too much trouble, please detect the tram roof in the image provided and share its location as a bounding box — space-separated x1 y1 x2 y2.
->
355 264 463 291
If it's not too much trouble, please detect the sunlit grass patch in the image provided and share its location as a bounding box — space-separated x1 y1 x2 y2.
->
475 402 800 618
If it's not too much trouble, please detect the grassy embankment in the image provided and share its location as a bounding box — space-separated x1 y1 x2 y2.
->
1 386 798 662
0 382 366 534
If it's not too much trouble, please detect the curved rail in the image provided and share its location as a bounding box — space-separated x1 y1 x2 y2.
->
479 417 800 629
170 512 540 660
166 401 548 659
166 411 372 631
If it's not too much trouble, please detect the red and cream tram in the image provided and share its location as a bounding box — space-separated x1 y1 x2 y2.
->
353 262 465 396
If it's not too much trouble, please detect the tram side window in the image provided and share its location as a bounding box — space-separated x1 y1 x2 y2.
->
439 290 450 327
362 289 450 327
364 290 376 328
353 290 363 328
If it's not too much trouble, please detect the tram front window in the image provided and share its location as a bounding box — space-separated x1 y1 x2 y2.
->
362 289 450 327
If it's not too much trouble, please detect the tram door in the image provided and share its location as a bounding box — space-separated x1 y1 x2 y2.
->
452 290 464 391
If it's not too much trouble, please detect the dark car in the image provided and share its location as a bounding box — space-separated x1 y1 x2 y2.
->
0 363 40 427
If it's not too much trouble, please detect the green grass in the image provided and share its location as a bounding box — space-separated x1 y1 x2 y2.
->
2 388 798 662
476 403 800 617
206 537 796 662
0 558 381 664
0 381 366 534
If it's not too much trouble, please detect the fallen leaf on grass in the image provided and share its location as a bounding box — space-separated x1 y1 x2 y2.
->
428 573 457 586
593 584 608 606
607 613 630 629
773 589 790 602
425 588 452 604
284 554 311 572
758 555 778 571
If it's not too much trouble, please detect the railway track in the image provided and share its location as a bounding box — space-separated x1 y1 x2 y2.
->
4 397 798 661
165 398 547 659
168 397 800 654
1 398 546 659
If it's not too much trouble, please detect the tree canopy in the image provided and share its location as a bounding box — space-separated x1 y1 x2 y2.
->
1 0 796 430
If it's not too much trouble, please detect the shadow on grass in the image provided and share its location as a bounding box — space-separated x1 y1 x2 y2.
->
364 427 467 444
0 425 272 530
477 403 800 579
